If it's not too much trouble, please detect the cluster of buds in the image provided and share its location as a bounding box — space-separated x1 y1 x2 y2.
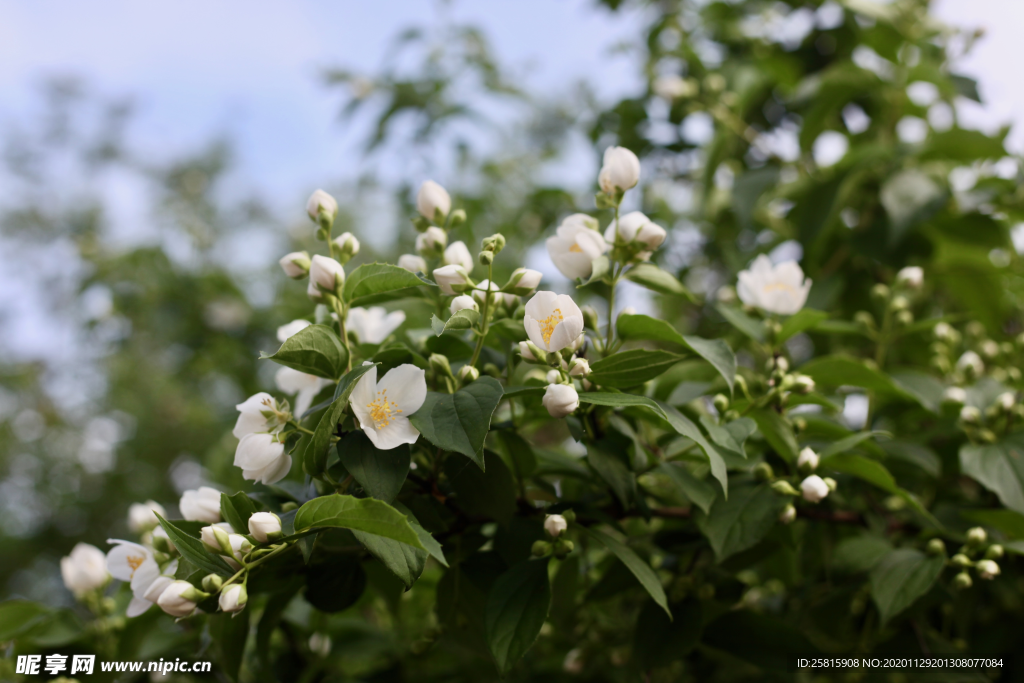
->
855 266 926 337
943 527 1004 589
762 447 837 520
956 390 1022 443
759 355 815 411
532 512 575 559
931 320 1022 386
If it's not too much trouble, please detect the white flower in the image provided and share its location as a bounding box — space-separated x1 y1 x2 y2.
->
569 358 591 377
942 386 967 405
398 254 427 273
307 279 322 300
956 351 984 375
509 267 542 294
433 264 472 295
347 306 406 344
275 367 327 417
279 251 311 279
543 384 579 418
234 433 291 485
157 580 200 618
233 392 286 439
200 522 234 554
896 266 923 289
473 279 500 306
310 255 345 295
546 214 608 280
106 539 162 617
544 514 568 538
599 146 641 194
141 575 174 605
797 447 820 472
179 487 222 523
604 211 666 258
128 501 166 533
306 189 338 221
61 543 109 596
350 363 428 450
333 232 360 258
997 391 1016 411
524 291 585 353
416 180 451 221
737 255 812 315
519 341 538 361
977 559 1001 580
248 512 282 543
653 74 696 100
219 584 247 613
415 226 448 255
443 241 474 273
450 295 478 315
801 475 830 503
277 319 311 343
934 322 954 341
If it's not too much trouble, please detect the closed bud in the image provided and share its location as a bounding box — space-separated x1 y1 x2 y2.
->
478 250 494 266
995 392 1015 412
458 365 480 383
279 251 311 279
598 146 641 195
248 512 282 543
531 540 551 557
779 504 797 524
800 475 830 503
521 341 547 363
854 310 876 330
791 375 815 394
797 447 820 473
959 406 981 425
926 539 946 557
202 574 224 592
954 571 973 590
432 264 473 295
896 266 923 289
483 362 501 378
568 357 591 378
201 523 232 554
220 584 248 613
546 369 561 384
450 295 478 315
581 305 600 331
976 559 1000 580
754 462 774 482
985 544 1004 560
967 527 987 545
416 180 451 222
156 580 204 618
561 509 576 523
508 267 543 295
544 514 568 538
553 539 574 558
951 553 971 568
332 232 360 262
943 386 967 406
306 189 338 224
890 295 910 312
895 310 914 327
448 208 467 227
310 255 345 295
713 393 729 413
822 476 837 492
281 501 298 513
793 417 807 433
543 383 579 418
416 226 448 257
482 233 506 253
870 283 891 301
771 480 799 496
429 353 453 378
935 322 956 342
213 525 234 557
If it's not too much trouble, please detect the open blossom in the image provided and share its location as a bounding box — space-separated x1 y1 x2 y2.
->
279 251 311 279
737 255 811 315
443 241 474 273
524 291 585 353
128 500 166 533
416 180 451 221
416 226 447 255
277 319 311 343
350 363 427 450
598 146 641 194
275 367 327 417
347 306 406 344
543 384 579 418
604 211 666 258
233 392 287 439
61 543 109 596
306 189 337 221
107 539 164 617
433 264 472 295
801 475 830 503
398 254 427 273
546 214 608 280
450 295 478 314
310 255 345 295
235 433 291 485
179 487 222 523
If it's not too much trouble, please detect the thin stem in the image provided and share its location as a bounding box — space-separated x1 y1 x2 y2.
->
330 296 353 372
469 261 494 368
289 422 315 436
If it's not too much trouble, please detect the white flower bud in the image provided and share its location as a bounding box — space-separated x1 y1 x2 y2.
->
157 580 201 618
307 278 322 300
797 447 820 472
310 255 345 295
956 350 984 376
543 383 579 418
544 514 568 538
976 559 1001 580
333 232 360 258
458 365 480 382
279 251 311 279
398 253 427 273
546 369 561 384
896 266 923 289
234 433 291 486
443 240 474 273
509 267 543 294
800 475 830 503
934 322 954 341
450 295 478 315
201 523 234 553
598 146 641 194
306 189 337 222
518 341 538 361
571 333 586 352
604 211 666 257
60 543 109 596
142 575 175 603
416 180 451 221
778 504 797 524
415 226 448 256
653 74 698 100
942 386 967 405
128 501 166 533
219 584 248 613
248 512 282 543
996 392 1015 411
568 358 591 377
179 487 222 523
960 405 981 424
432 264 472 295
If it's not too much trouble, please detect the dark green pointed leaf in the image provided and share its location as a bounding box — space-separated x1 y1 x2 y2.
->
750 408 799 462
0 601 51 641
209 608 249 681
587 444 636 508
409 377 504 469
588 349 682 388
497 430 537 480
870 548 944 625
959 434 1024 515
777 308 829 343
582 527 670 619
353 528 425 589
293 494 424 549
485 558 552 675
615 316 737 394
444 450 517 525
695 484 786 561
682 336 736 394
154 513 234 577
658 462 717 514
220 492 259 535
431 308 480 336
338 431 410 503
342 262 430 306
715 304 766 342
819 431 889 459
260 324 347 379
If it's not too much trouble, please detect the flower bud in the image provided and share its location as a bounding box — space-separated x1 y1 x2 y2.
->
458 365 480 383
779 504 796 524
508 268 542 295
483 362 501 378
800 475 830 503
543 383 579 418
870 283 890 301
398 254 427 273
896 266 923 289
926 538 946 556
935 322 955 341
967 527 987 545
976 559 1000 580
416 180 451 222
598 146 641 195
180 487 222 523
416 226 448 257
791 375 815 394
157 580 205 618
954 571 973 590
279 251 311 279
890 295 910 312
310 255 345 295
248 512 282 543
219 584 248 613
956 351 984 377
128 500 166 533
520 341 547 363
581 305 600 331
212 525 234 557
448 208 467 227
450 295 478 315
797 447 820 473
481 233 506 254
959 406 981 425
568 357 591 378
201 523 233 554
545 369 561 384
895 310 914 327
333 232 360 262
531 540 551 557
771 480 799 496
995 392 1015 412
951 553 971 568
754 462 774 482
854 311 876 330
306 189 338 224
432 264 472 295
307 279 323 300
942 386 967 406
202 574 224 592
544 514 568 538
429 353 454 379
553 539 574 558
823 477 837 492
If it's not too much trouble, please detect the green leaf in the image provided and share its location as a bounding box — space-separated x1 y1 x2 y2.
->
633 599 702 670
353 528 426 589
260 324 347 380
444 450 518 525
580 255 611 286
305 363 378 477
154 513 234 577
338 432 410 503
588 349 682 388
577 391 666 412
220 492 259 535
682 336 736 394
777 309 829 343
695 484 786 561
587 444 636 508
890 371 944 413
582 527 671 619
959 508 1024 539
209 608 249 681
819 431 889 459
959 434 1024 515
0 600 50 641
256 582 303 666
409 376 504 469
870 548 945 625
658 462 717 514
750 408 800 462
342 262 429 305
305 554 366 613
800 355 914 399
715 304 766 342
703 610 818 672
293 494 425 549
497 430 537 480
431 308 480 336
485 559 552 675
624 263 693 298
833 535 893 574
331 362 378 402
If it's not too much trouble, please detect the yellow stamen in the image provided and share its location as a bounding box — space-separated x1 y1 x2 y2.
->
569 243 583 253
537 308 564 345
367 388 402 430
762 282 797 294
127 554 144 577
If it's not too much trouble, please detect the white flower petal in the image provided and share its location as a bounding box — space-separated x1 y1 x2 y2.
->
376 364 428 414
364 415 421 450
